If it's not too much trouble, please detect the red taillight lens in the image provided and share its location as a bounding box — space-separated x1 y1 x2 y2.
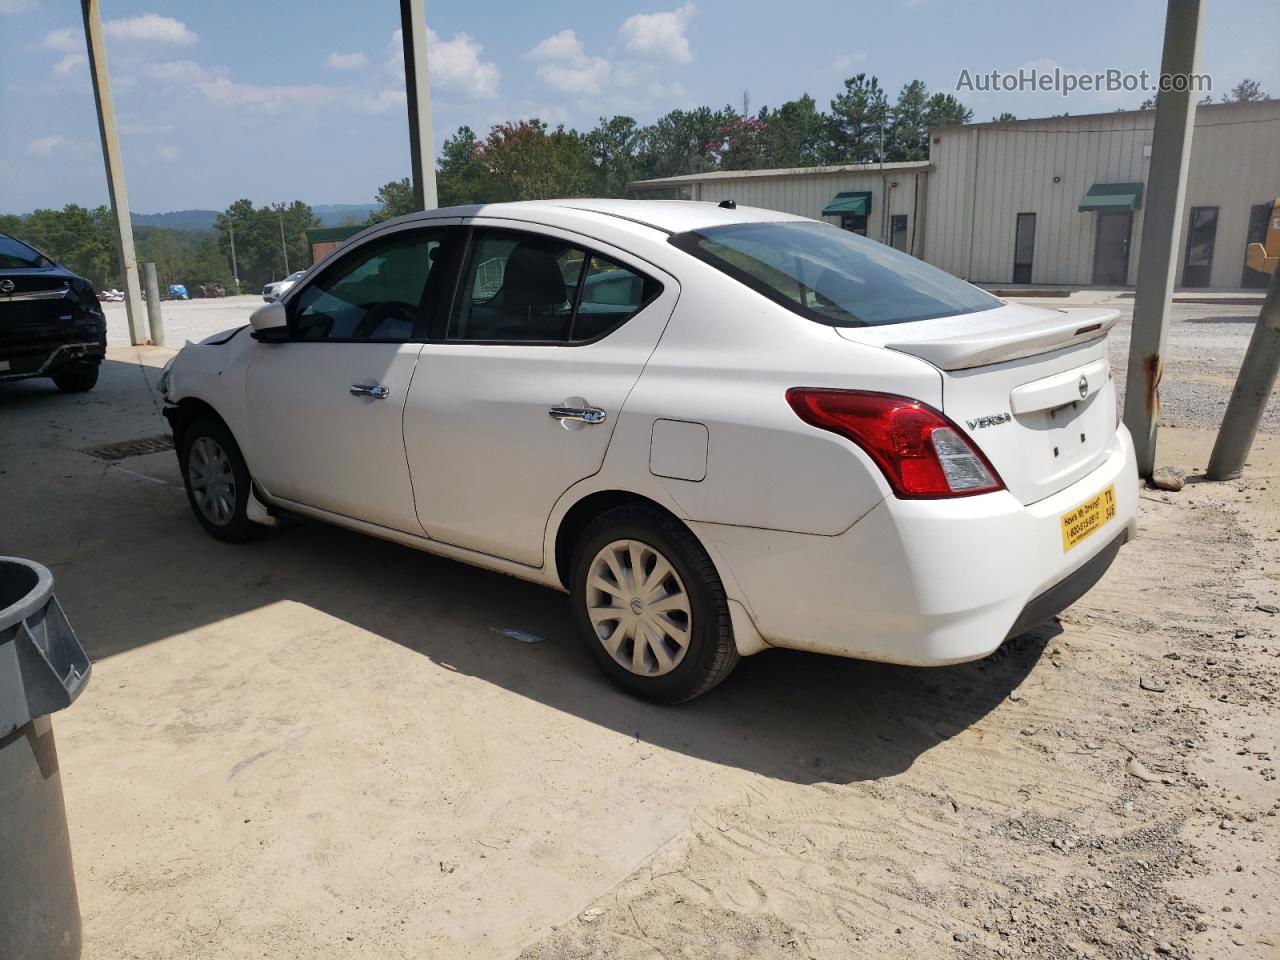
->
785 388 1005 499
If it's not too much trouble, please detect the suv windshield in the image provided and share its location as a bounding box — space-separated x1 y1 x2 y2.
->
671 221 1000 327
0 235 51 270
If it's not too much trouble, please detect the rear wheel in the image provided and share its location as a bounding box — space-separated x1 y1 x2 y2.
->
51 363 99 393
179 416 261 543
570 505 738 703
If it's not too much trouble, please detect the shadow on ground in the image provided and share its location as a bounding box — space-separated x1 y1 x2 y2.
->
1 358 1050 787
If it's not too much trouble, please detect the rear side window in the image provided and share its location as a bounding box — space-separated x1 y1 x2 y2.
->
449 228 661 343
0 235 50 269
671 221 1000 327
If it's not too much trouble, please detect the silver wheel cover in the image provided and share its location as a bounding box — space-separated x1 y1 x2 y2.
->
188 435 237 527
585 538 692 677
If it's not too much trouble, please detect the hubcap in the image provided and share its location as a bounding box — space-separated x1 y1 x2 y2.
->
188 436 236 526
585 539 692 677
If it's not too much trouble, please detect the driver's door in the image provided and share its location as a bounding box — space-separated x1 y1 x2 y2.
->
243 221 460 533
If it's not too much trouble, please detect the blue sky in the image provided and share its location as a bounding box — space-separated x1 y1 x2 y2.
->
1 0 1277 214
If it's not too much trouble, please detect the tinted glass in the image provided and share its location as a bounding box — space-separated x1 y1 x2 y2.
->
673 221 1000 327
290 229 446 341
0 235 49 269
571 255 659 341
451 231 584 342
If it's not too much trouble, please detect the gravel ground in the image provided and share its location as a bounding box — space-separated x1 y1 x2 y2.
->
105 292 1275 433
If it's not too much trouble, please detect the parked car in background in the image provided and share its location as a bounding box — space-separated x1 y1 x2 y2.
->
262 270 306 302
161 200 1138 703
167 284 189 300
0 233 106 393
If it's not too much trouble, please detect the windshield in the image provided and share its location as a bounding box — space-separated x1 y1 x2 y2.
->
0 235 51 270
671 221 1001 327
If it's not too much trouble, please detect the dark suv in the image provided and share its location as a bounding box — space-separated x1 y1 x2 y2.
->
0 233 106 392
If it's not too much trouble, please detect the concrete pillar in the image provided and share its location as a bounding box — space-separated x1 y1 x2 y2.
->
399 0 438 210
81 0 146 346
1121 0 1204 477
142 262 164 347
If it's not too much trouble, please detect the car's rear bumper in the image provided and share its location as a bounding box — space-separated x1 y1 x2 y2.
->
0 339 105 382
695 425 1139 664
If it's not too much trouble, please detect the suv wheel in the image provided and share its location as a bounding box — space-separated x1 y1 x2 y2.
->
570 505 738 703
51 363 99 393
179 416 262 543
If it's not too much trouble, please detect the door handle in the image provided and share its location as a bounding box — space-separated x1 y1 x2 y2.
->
548 404 606 425
350 384 390 400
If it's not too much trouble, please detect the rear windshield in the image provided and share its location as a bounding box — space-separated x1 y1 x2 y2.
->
670 221 1001 327
0 235 50 270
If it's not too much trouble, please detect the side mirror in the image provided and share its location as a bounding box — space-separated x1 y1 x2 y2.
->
249 301 288 341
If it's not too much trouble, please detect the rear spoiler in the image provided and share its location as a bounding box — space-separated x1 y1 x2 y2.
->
885 307 1121 371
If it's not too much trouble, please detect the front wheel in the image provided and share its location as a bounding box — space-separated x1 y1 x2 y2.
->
179 416 262 543
570 505 738 704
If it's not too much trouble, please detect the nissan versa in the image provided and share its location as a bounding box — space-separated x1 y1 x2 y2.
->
160 200 1139 703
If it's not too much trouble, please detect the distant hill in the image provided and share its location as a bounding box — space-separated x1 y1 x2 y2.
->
129 203 378 233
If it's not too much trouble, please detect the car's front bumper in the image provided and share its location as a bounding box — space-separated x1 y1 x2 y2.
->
695 425 1139 664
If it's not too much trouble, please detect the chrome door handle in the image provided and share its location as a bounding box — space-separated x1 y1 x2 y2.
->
548 405 606 424
350 384 390 400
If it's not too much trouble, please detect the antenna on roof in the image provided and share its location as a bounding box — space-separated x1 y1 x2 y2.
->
718 199 737 210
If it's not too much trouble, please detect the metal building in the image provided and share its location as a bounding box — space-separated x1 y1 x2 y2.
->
627 100 1280 290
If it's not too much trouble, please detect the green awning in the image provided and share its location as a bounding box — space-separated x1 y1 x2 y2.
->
1078 182 1144 212
822 191 872 217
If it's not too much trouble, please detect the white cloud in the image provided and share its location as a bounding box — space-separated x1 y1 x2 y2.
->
0 0 39 13
525 29 610 95
43 27 78 52
326 51 368 70
196 75 341 113
53 52 85 76
355 89 407 114
157 144 179 161
142 60 208 83
386 28 500 100
525 29 585 63
27 135 69 157
619 4 696 64
104 13 197 46
830 51 867 73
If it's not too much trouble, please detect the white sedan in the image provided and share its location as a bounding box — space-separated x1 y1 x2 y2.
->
161 200 1138 703
261 270 306 302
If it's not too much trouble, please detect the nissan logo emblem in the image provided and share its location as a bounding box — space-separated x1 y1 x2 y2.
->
1078 375 1089 399
0 279 14 293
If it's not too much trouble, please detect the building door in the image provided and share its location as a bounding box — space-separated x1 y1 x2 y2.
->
1181 206 1218 288
1242 202 1273 289
1013 213 1036 284
890 215 908 251
1092 212 1132 285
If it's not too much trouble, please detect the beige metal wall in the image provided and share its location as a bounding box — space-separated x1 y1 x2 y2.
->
645 168 930 257
924 100 1280 288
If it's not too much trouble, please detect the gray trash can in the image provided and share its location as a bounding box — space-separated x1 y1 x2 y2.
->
0 557 92 960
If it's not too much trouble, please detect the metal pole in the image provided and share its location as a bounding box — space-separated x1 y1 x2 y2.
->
141 261 164 347
400 0 438 210
1121 0 1204 478
275 205 290 276
81 0 145 346
228 221 240 294
1206 269 1280 480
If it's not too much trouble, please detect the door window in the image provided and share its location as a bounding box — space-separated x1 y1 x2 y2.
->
890 214 909 252
450 229 658 343
1013 212 1036 284
1182 206 1218 288
290 229 449 341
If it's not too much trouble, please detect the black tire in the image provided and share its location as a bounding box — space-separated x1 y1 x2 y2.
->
570 504 738 704
51 363 99 393
178 415 262 544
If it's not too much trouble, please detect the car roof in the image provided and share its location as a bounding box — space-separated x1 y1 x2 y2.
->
384 198 812 239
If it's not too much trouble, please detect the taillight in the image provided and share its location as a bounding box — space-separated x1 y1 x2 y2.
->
785 388 1005 499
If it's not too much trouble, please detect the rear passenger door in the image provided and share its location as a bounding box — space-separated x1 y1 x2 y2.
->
404 221 678 567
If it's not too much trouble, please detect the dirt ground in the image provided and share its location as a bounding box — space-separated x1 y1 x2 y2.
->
1 293 1276 960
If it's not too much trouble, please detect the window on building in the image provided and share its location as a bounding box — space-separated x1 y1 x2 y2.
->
840 215 868 236
890 215 909 252
1182 206 1218 288
1013 213 1036 284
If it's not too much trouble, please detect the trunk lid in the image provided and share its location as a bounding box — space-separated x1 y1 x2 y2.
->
836 303 1121 505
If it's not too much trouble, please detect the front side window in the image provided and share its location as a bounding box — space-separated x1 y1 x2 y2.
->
290 228 449 341
450 229 659 343
672 221 1000 327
